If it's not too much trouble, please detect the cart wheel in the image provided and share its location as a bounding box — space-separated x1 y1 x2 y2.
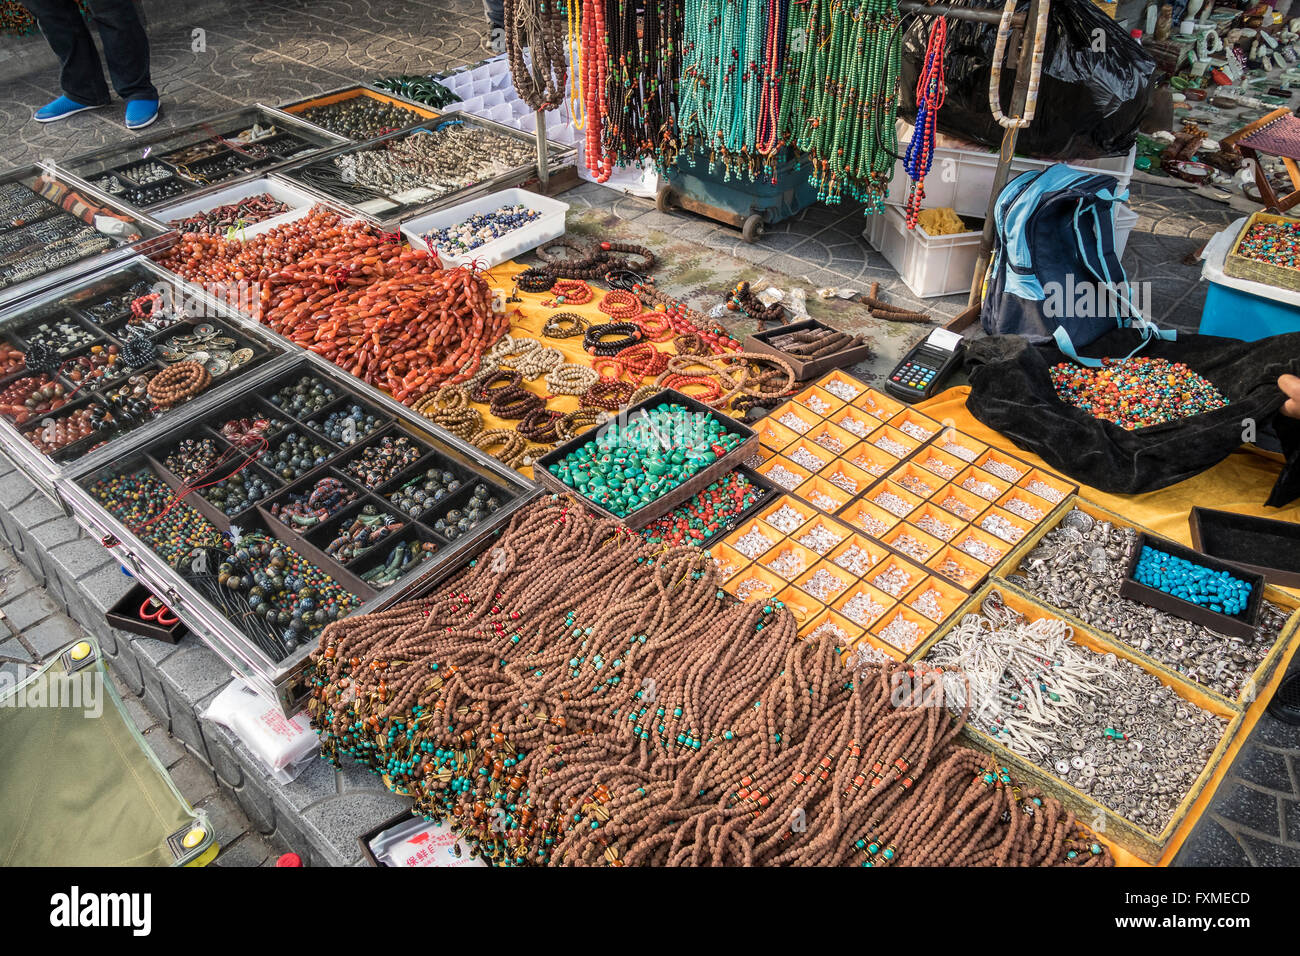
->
741 214 764 243
655 183 674 213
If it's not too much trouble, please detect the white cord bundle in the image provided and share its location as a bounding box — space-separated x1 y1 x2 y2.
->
927 591 1117 758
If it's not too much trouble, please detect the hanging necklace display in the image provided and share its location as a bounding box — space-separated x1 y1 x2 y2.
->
781 0 903 208
903 16 947 229
679 0 786 179
580 0 613 181
603 0 683 170
504 0 568 112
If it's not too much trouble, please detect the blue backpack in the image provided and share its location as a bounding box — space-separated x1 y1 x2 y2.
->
980 164 1174 365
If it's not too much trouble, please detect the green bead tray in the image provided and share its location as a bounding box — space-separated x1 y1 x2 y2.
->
533 388 759 531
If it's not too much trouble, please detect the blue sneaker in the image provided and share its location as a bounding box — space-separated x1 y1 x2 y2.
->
33 95 101 123
125 99 160 130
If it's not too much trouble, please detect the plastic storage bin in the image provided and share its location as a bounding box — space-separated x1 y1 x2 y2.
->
152 177 323 237
884 144 1137 219
401 187 568 268
864 203 1137 299
1199 217 1300 340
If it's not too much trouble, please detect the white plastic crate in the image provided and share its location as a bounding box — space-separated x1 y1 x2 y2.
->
865 205 983 298
864 202 1138 299
401 187 568 268
885 145 1137 219
152 177 321 237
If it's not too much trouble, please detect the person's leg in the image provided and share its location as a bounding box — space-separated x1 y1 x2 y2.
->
483 0 505 52
84 0 157 102
22 0 112 107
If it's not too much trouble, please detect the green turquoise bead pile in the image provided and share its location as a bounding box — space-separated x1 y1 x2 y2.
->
1133 546 1253 617
547 403 745 518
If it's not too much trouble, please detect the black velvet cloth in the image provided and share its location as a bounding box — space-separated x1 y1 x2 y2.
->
964 330 1300 506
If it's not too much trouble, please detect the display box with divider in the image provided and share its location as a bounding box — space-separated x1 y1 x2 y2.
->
0 165 173 311
55 353 534 713
0 257 289 501
274 114 569 232
63 106 346 211
533 389 758 531
909 583 1246 865
993 496 1300 713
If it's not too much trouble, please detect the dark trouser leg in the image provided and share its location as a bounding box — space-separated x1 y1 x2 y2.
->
21 0 112 105
483 0 504 29
85 0 158 101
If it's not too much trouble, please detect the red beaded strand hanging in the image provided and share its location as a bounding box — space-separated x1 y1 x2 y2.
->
581 0 613 181
903 16 947 230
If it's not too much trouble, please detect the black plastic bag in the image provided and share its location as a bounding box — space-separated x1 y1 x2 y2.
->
964 330 1300 506
899 0 1156 160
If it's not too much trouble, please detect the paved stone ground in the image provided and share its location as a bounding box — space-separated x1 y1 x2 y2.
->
0 545 292 866
0 0 1297 866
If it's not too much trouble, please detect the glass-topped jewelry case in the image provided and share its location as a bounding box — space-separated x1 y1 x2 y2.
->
273 113 570 231
0 257 291 499
0 163 172 311
56 352 536 714
62 106 347 211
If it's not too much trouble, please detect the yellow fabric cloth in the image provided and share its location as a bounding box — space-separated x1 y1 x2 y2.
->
917 387 1300 867
465 261 736 477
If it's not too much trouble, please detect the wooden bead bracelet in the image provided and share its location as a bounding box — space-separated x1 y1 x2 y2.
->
146 360 211 407
542 312 590 338
583 322 642 357
597 288 641 319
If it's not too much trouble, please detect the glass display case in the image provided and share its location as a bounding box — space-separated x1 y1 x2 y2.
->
273 114 567 230
0 256 290 500
63 106 347 211
57 352 536 712
0 164 172 311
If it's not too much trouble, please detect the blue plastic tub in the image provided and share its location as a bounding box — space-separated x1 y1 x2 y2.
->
1199 218 1300 340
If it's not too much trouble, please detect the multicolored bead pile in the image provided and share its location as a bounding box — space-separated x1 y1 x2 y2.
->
421 203 543 257
639 471 766 547
546 404 745 519
89 470 224 564
1049 357 1230 430
1133 546 1254 617
1233 216 1300 271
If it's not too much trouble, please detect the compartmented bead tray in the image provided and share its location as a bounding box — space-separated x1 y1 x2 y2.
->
0 260 286 499
67 356 530 685
101 364 523 601
0 166 170 308
534 389 758 531
83 461 362 664
0 272 277 465
63 106 345 210
998 497 1300 710
717 493 962 659
638 466 780 549
753 372 1077 593
912 584 1242 864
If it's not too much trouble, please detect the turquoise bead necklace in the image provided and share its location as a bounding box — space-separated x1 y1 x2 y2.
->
782 0 900 209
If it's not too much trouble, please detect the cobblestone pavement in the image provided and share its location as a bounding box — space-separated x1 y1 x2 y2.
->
1 0 1297 866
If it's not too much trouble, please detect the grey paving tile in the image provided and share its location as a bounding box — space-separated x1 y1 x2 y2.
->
143 725 187 770
169 753 219 805
1 588 60 631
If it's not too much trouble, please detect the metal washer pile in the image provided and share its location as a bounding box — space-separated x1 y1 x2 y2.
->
1006 507 1287 700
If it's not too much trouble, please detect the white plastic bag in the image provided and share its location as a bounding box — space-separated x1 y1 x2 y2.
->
202 679 319 784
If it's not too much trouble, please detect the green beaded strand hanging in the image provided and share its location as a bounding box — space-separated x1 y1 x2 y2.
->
781 0 900 210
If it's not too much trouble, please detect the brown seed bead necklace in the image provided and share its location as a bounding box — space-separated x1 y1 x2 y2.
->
307 498 1113 867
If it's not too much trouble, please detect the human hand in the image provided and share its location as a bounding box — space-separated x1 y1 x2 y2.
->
1283 374 1300 419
